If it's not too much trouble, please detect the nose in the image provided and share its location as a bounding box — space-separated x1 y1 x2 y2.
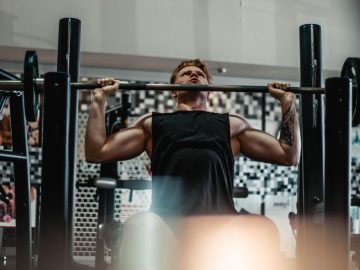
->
190 71 198 78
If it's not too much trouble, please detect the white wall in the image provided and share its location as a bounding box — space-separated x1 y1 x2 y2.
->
0 0 359 80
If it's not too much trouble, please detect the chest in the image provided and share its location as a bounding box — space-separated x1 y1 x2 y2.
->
153 112 230 143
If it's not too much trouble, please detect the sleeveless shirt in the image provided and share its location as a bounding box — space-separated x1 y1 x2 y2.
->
151 110 237 216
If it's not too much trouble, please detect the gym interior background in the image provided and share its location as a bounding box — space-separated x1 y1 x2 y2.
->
0 0 360 268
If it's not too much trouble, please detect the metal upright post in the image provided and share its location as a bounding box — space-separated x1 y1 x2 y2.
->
299 24 324 219
0 69 32 270
57 18 81 266
324 77 352 270
298 24 325 270
95 93 131 269
38 72 71 270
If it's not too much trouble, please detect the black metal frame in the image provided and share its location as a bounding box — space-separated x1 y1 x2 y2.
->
2 16 351 270
57 18 81 267
0 69 32 270
324 77 352 270
37 72 71 270
94 94 130 270
297 24 325 270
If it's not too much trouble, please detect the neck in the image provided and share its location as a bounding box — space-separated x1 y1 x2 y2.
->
176 96 208 111
177 103 207 111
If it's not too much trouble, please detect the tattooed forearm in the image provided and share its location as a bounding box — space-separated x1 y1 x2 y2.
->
279 102 296 146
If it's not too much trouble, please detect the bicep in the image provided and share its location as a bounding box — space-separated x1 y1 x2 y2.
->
239 128 291 165
98 126 147 162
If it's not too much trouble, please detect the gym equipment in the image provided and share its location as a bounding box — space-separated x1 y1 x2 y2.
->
0 52 359 126
341 57 360 127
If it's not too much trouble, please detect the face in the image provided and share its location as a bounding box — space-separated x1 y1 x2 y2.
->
174 66 209 85
172 66 211 100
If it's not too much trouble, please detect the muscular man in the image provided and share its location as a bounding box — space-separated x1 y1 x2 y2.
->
85 59 301 270
85 58 300 215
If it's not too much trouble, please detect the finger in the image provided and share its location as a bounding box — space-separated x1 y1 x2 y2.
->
278 82 290 90
114 80 121 87
270 82 290 90
267 82 276 90
105 78 117 86
101 78 110 86
97 78 108 87
96 78 111 88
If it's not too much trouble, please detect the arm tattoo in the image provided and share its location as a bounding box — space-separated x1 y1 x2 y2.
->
279 102 296 146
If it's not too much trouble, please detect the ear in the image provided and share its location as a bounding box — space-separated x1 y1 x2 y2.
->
207 91 212 101
172 91 177 99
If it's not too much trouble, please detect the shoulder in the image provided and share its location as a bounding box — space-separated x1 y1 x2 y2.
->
133 112 152 134
134 112 152 124
229 113 251 128
229 113 252 136
133 111 180 128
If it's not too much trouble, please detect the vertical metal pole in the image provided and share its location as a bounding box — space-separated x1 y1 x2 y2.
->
261 93 266 131
298 24 325 270
10 94 32 270
299 23 324 218
95 94 131 268
0 70 32 270
57 18 81 266
324 77 352 270
261 93 266 215
95 164 117 270
95 189 108 270
38 72 71 270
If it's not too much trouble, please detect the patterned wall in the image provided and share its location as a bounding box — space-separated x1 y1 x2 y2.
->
1 83 360 260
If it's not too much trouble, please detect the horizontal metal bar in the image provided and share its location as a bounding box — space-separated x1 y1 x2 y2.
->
0 79 326 94
0 150 28 162
76 82 326 94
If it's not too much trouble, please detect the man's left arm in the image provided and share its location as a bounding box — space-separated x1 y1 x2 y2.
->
238 82 301 166
274 84 301 165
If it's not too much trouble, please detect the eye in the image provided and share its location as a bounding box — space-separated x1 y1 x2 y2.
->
181 71 191 77
197 71 205 77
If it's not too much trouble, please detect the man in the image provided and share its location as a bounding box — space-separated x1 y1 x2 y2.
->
85 59 300 215
85 59 300 270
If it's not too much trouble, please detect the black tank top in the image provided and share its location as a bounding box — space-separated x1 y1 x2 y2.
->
151 110 236 216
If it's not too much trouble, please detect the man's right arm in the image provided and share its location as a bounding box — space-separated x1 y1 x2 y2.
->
85 79 149 163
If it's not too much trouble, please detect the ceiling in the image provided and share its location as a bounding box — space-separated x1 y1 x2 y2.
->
0 46 339 82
